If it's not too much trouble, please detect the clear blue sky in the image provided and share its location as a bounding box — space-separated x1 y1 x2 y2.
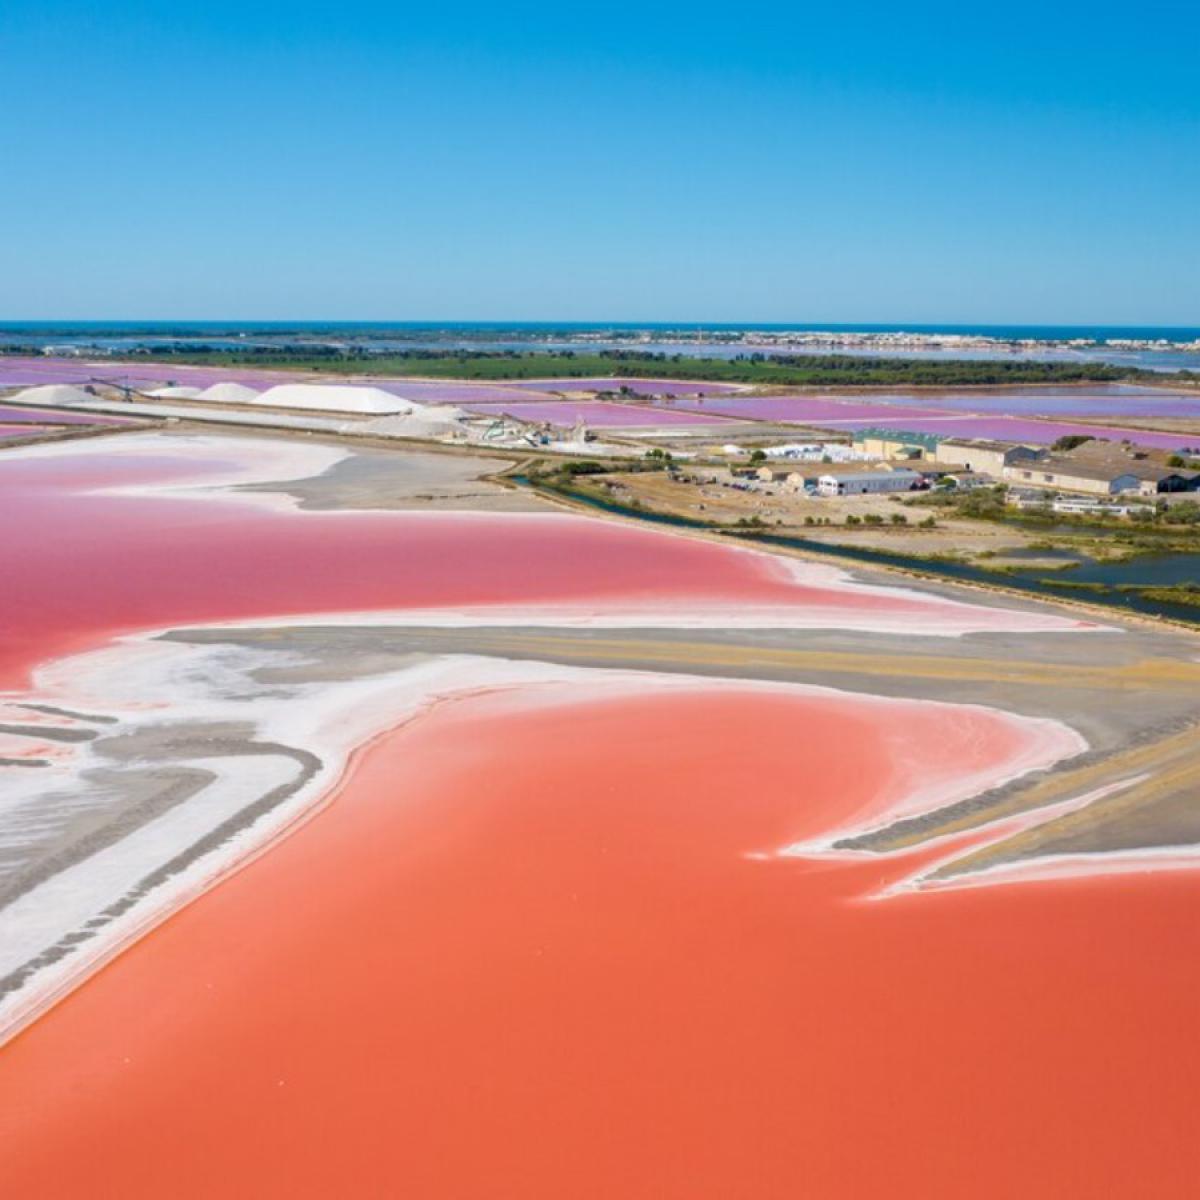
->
1 0 1196 324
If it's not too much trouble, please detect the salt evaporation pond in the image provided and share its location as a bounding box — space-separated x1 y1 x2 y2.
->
8 433 1067 687
858 384 1200 419
516 376 743 396
11 681 1166 1199
661 392 1200 448
0 405 135 426
656 394 948 424
460 399 735 426
827 414 1200 449
2 432 1197 1199
362 380 547 405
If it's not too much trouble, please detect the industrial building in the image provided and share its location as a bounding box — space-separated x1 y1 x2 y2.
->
851 429 942 460
1004 455 1200 497
817 469 921 496
933 437 1042 477
755 465 798 484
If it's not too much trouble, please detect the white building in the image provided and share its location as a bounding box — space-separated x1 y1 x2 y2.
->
817 469 921 496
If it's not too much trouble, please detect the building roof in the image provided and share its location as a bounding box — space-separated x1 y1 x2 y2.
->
1033 452 1198 484
820 469 920 483
1018 459 1138 484
1060 442 1199 476
939 437 1036 454
851 427 943 451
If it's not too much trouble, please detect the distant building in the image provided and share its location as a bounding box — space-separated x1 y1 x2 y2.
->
764 442 866 464
933 438 1042 477
1008 490 1155 518
817 469 921 496
944 471 992 490
755 465 812 491
852 428 943 460
1004 456 1200 497
755 465 794 483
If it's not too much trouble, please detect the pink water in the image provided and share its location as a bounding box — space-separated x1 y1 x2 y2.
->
0 436 1008 688
856 385 1200 419
1 433 1195 1198
0 405 134 426
654 394 1200 447
459 399 735 426
517 376 742 395
657 394 947 423
828 414 1200 449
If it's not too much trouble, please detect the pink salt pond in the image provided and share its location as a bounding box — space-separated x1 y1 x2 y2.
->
459 400 735 426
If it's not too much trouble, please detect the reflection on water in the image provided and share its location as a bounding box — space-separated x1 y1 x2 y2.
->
1050 553 1200 587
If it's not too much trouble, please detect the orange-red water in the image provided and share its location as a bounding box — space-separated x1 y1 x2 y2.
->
3 687 1197 1198
3 439 1196 1197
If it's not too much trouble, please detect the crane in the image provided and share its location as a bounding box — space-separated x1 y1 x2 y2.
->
86 376 143 403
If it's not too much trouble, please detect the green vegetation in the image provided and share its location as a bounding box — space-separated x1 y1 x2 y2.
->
1051 434 1095 452
512 467 1200 626
556 460 609 477
1028 579 1200 610
110 346 1143 388
908 486 1200 545
1038 579 1111 593
1131 583 1200 608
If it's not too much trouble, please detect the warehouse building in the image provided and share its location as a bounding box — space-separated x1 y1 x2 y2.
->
1003 457 1200 497
817 469 922 496
851 429 942 460
933 437 1042 477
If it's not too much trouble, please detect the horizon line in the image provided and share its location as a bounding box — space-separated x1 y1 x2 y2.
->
2 319 1199 332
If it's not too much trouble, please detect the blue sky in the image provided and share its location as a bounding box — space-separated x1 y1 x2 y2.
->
1 1 1197 323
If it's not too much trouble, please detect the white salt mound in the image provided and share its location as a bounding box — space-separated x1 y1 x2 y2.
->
147 386 204 399
252 384 415 415
11 384 97 407
198 382 260 404
360 407 467 439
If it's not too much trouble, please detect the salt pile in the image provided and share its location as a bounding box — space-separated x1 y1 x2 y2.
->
11 384 97 407
360 407 468 439
148 386 204 399
199 382 260 404
252 384 413 415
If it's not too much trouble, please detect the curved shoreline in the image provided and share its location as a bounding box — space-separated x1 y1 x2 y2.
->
504 468 1200 636
3 429 1198 1054
0 637 1089 1047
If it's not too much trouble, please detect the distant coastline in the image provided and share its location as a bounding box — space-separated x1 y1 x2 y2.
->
3 320 1199 372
